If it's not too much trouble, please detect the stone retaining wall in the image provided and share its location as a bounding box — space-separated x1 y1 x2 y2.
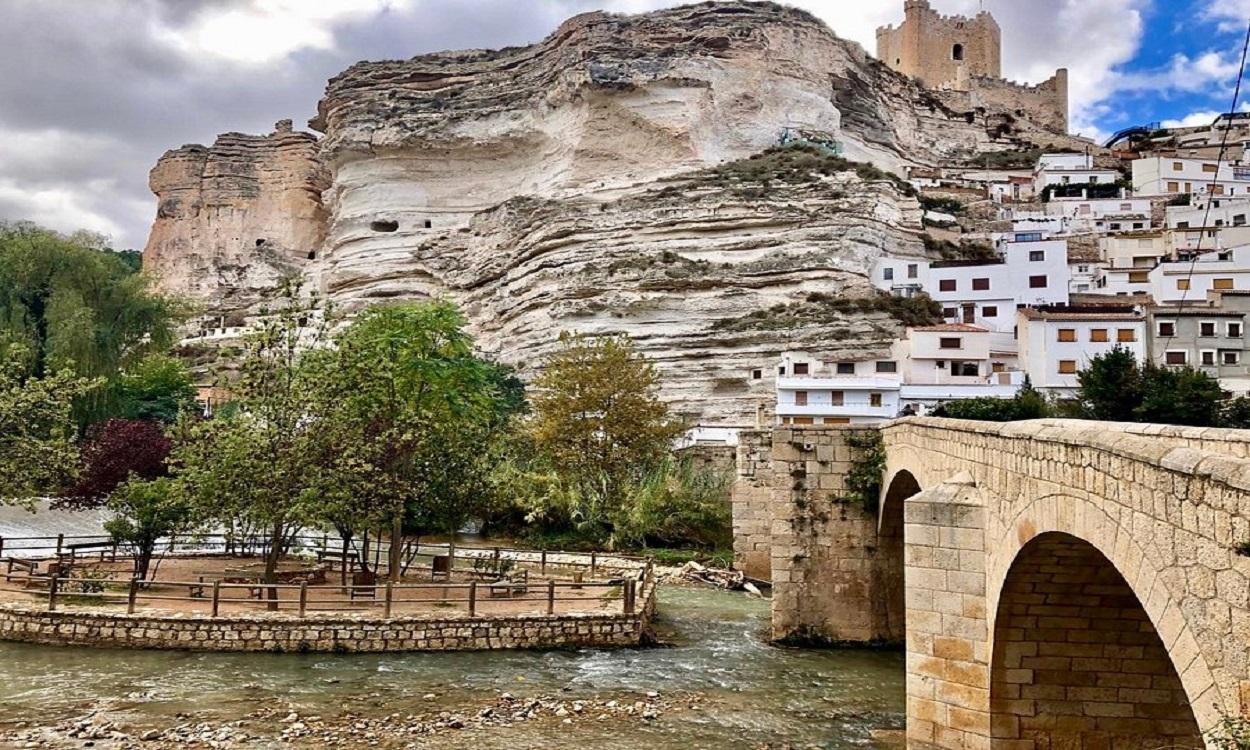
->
0 581 658 653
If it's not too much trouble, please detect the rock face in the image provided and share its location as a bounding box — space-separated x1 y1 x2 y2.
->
143 120 328 311
143 1 1088 425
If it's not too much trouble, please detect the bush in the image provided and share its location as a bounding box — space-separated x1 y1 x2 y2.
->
1208 715 1250 750
932 383 1050 422
844 431 886 513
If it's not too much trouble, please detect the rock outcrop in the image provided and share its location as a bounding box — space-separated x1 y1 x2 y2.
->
143 1 1090 425
143 120 328 310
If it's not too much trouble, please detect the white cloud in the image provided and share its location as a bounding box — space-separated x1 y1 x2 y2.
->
1160 111 1221 128
1201 0 1250 34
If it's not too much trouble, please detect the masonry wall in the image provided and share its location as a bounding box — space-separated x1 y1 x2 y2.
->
875 0 1001 89
0 583 657 653
732 430 774 581
766 426 902 644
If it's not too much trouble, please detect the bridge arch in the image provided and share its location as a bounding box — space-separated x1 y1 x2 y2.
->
988 493 1225 741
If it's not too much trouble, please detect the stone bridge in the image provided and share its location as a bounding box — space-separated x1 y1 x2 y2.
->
731 418 1250 750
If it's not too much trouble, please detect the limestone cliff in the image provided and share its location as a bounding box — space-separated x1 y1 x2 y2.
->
143 120 328 309
144 1 1088 425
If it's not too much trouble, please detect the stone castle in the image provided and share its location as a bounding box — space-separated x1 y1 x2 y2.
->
877 0 1068 133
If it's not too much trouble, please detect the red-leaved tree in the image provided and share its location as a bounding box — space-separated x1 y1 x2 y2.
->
58 419 171 510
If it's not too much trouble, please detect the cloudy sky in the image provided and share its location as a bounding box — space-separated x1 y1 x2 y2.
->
1 0 1246 250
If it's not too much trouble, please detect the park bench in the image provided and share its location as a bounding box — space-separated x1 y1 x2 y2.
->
316 549 359 571
486 569 529 599
350 569 377 601
57 540 117 565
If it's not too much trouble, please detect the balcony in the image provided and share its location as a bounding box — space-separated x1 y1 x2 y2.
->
774 403 898 420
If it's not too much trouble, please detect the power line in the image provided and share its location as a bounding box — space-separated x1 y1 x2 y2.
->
1157 14 1250 354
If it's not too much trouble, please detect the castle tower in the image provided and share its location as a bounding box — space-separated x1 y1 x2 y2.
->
876 0 1001 91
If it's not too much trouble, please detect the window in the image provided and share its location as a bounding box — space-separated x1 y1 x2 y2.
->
876 361 897 373
1177 279 1191 291
1120 203 1133 211
972 277 990 291
1029 275 1048 288
1173 162 1184 172
1215 278 1236 290
1200 321 1217 337
1058 360 1077 374
939 337 962 350
1177 221 1190 229
982 306 998 318
794 391 808 406
939 279 957 292
952 361 979 376
1203 163 1218 173
1110 223 1122 231
1029 250 1045 262
1202 350 1216 366
992 362 1006 373
836 362 855 375
1229 322 1244 338
907 264 919 279
1057 328 1076 342
942 307 957 318
1224 351 1241 365
883 267 894 281
778 366 786 375
1168 182 1180 193
1117 329 1137 343
1016 232 1042 242
793 362 809 375
751 369 762 380
952 43 964 61
1235 214 1247 227
1157 321 1176 337
1165 351 1188 366
830 391 844 406
1087 329 1107 342
870 393 883 407
1128 271 1149 283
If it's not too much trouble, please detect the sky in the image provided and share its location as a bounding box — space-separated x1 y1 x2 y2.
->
0 0 1247 251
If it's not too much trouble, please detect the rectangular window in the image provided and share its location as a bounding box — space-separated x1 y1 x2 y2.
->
1235 214 1247 227
1215 278 1235 290
1178 279 1191 290
982 306 998 318
907 264 919 279
939 337 962 349
1174 162 1185 171
752 369 762 380
952 361 979 376
793 362 809 375
939 279 957 292
942 307 957 318
1224 351 1241 365
1029 250 1045 262
1229 322 1244 338
992 362 1006 373
972 277 990 291
1090 329 1109 342
883 267 894 281
830 391 843 406
1128 271 1149 283
1057 328 1076 342
1202 350 1216 366
1058 360 1077 374
875 361 897 374
1029 275 1048 288
1166 351 1188 366
1157 321 1176 337
1177 221 1189 229
869 393 883 407
1200 322 1217 337
1117 329 1137 343
836 362 855 375
794 390 808 406
1203 163 1219 173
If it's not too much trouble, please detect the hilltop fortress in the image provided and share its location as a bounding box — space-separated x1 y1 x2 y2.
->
877 0 1068 133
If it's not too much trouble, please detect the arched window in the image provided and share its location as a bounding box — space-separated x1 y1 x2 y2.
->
952 43 964 61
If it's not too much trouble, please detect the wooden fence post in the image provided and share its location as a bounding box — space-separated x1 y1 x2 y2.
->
55 534 64 558
299 582 308 619
547 580 555 615
127 578 139 614
540 549 547 577
211 580 221 618
0 535 5 558
590 552 597 578
448 542 455 572
624 580 636 615
48 575 59 612
468 582 477 617
384 581 394 618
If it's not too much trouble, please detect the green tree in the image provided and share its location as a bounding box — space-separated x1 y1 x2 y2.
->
173 282 327 601
112 354 197 423
0 223 180 423
1221 396 1250 428
1075 347 1142 421
1136 364 1225 426
105 477 196 580
524 333 685 542
932 381 1051 422
0 344 98 504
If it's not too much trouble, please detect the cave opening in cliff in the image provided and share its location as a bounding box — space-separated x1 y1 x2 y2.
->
423 219 432 228
307 251 316 260
370 220 399 233
255 238 265 247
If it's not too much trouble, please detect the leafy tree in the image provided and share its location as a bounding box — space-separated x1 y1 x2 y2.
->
932 381 1051 422
613 457 732 549
1136 364 1225 426
59 419 171 510
307 301 508 580
0 344 98 504
0 223 180 424
1075 347 1142 422
1221 396 1250 429
105 477 196 580
112 355 197 424
173 282 327 600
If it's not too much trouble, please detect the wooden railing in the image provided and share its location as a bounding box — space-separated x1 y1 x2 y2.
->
0 562 656 621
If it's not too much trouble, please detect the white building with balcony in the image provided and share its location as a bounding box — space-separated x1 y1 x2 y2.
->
1033 153 1121 195
1017 305 1147 395
774 354 901 425
891 324 1023 411
927 239 1070 333
1045 197 1153 234
1148 244 1250 304
1132 156 1250 197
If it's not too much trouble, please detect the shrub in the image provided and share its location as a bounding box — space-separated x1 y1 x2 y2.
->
932 383 1050 422
844 431 886 514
